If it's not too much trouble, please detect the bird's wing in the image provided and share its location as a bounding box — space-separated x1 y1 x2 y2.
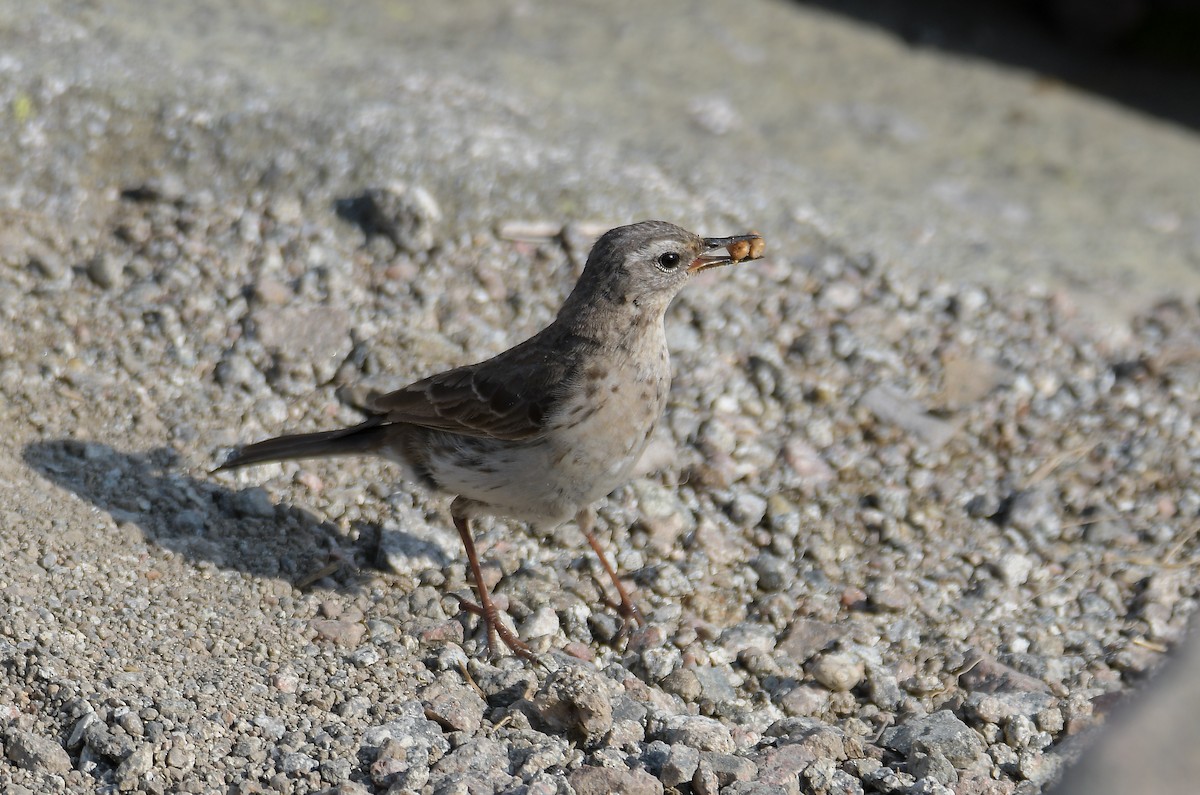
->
368 336 574 441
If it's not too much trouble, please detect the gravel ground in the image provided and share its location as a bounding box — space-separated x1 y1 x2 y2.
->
3 2 1200 795
4 178 1198 794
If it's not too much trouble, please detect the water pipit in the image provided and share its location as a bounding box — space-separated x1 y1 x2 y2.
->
217 220 764 658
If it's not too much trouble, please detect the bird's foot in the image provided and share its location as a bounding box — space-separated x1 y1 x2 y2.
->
600 591 647 645
452 593 535 661
579 514 646 641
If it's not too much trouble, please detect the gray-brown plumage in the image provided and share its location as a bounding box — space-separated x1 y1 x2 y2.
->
218 220 764 658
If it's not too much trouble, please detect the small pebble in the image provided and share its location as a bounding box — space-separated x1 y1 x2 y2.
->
87 253 124 289
811 651 865 692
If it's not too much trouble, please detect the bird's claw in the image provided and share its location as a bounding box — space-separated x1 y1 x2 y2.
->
452 593 536 661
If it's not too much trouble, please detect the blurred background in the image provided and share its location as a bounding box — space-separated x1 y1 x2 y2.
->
2 0 1199 326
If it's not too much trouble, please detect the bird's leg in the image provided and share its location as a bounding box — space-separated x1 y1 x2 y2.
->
578 508 646 633
451 510 534 660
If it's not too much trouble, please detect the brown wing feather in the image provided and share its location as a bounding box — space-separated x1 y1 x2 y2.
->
368 333 577 441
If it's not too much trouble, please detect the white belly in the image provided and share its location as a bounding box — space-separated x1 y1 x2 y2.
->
429 355 669 526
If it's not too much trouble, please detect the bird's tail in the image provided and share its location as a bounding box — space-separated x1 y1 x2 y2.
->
214 419 389 471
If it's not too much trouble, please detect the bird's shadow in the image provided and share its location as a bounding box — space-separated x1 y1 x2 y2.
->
21 439 448 593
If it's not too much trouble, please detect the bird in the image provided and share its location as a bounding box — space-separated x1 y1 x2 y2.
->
216 220 764 659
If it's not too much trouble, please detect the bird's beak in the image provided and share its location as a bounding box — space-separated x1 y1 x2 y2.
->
689 233 765 273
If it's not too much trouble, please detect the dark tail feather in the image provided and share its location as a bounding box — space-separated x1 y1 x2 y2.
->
215 419 389 472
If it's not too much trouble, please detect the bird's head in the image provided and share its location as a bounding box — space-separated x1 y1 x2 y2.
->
562 220 763 319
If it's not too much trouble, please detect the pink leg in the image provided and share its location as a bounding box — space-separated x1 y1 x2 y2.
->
452 510 534 660
578 509 645 631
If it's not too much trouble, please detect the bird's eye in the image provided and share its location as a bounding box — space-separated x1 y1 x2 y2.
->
657 252 681 270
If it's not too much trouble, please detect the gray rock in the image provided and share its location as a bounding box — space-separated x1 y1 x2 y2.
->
5 729 72 774
779 684 831 717
569 765 664 795
721 622 778 657
781 440 835 491
988 742 1020 777
660 743 700 788
778 618 842 662
521 772 568 795
803 757 865 795
640 645 682 681
810 651 865 692
694 665 739 706
958 652 1052 695
965 493 1002 519
87 252 124 289
909 749 958 786
283 752 318 775
429 737 512 793
751 553 790 592
692 759 721 795
422 681 487 733
309 618 366 647
992 553 1035 587
466 661 538 708
660 668 702 701
1003 714 1051 751
965 691 1056 725
753 741 819 795
860 385 958 449
880 710 985 767
648 562 693 599
819 280 862 311
700 751 758 785
730 493 768 527
1019 748 1063 786
519 605 560 639
372 737 430 791
115 708 144 738
607 716 646 749
633 479 695 554
723 784 793 795
528 665 614 745
251 305 353 383
1002 488 1061 539
765 720 847 764
651 714 736 753
363 699 451 768
83 721 134 762
253 715 287 742
909 778 955 795
1084 515 1135 545
612 692 649 724
67 712 100 749
320 783 372 795
166 738 196 772
763 497 801 540
28 245 67 280
865 664 904 710
349 645 381 668
1036 706 1066 734
862 765 915 793
115 743 154 790
358 182 442 255
641 739 671 774
214 352 261 388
